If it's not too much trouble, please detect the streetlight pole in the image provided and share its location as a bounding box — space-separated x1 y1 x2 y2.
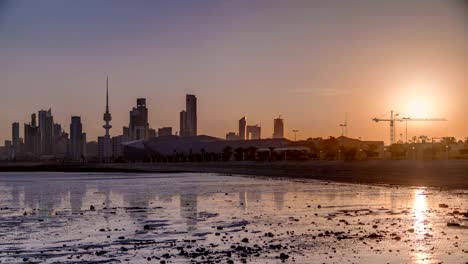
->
292 130 299 141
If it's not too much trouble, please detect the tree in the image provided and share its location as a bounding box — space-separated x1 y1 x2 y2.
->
234 147 245 161
322 137 339 160
245 146 258 161
222 146 233 161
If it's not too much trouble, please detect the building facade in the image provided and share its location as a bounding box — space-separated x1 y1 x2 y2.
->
129 98 149 140
38 109 54 155
158 127 173 137
185 94 197 137
273 117 284 139
12 122 19 153
247 125 261 140
239 117 247 140
70 116 86 161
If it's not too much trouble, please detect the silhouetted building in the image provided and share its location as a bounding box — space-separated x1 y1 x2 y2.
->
70 116 86 161
180 110 187 137
129 98 149 140
148 128 156 139
112 135 125 158
12 122 20 153
24 113 40 157
239 117 247 140
86 141 98 159
158 127 172 137
98 78 113 161
55 131 69 158
247 125 261 140
38 109 54 155
123 126 130 140
226 132 239 141
185 95 197 137
273 117 284 139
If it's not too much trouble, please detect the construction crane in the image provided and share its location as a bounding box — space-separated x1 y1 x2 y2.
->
372 110 447 145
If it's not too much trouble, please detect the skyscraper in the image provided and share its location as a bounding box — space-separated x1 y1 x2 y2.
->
185 94 197 137
70 116 86 161
24 113 40 156
38 109 54 155
239 117 247 140
129 98 149 140
180 110 187 137
12 122 19 153
98 77 113 161
273 117 284 139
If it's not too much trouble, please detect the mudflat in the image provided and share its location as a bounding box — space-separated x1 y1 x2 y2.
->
1 160 467 189
0 172 466 263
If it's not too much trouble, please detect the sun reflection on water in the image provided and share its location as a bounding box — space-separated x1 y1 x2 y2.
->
412 188 432 264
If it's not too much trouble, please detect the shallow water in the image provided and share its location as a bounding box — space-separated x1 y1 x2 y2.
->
0 172 466 263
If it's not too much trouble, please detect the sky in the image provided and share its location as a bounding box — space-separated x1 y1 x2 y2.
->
1 0 467 144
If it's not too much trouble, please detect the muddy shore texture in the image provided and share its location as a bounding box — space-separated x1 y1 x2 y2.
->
1 160 468 189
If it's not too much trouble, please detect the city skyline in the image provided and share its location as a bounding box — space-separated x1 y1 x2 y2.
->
1 0 467 144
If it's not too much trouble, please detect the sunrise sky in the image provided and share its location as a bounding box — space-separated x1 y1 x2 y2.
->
1 0 467 144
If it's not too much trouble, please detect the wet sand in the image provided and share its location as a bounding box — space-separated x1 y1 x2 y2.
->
2 160 467 189
0 172 467 263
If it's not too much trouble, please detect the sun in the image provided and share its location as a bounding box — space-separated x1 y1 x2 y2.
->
405 97 434 118
398 76 442 118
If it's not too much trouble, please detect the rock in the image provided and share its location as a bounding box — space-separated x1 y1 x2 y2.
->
241 238 249 243
438 204 449 208
447 222 460 227
23 211 27 216
317 205 322 209
367 233 383 239
95 250 107 256
90 205 96 211
279 253 289 261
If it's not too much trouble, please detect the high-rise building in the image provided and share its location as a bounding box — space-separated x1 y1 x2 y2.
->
247 125 261 140
239 117 247 140
179 110 187 137
185 94 197 137
158 127 173 137
123 126 130 140
12 122 20 153
38 109 54 155
70 116 86 161
98 77 113 161
24 113 41 156
129 98 149 140
273 117 284 139
112 135 125 159
148 128 156 139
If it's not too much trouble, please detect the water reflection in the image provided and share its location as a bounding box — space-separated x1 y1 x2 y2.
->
411 188 431 264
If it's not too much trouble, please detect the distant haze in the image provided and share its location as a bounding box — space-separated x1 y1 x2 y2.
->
1 0 467 144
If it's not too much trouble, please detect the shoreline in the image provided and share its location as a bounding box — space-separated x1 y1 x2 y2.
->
1 160 468 189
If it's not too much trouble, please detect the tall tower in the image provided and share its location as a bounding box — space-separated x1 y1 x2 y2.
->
186 94 197 137
103 77 112 136
99 77 113 161
239 117 247 140
273 117 284 139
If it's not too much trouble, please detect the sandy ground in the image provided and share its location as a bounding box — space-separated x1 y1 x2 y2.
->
0 172 467 263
